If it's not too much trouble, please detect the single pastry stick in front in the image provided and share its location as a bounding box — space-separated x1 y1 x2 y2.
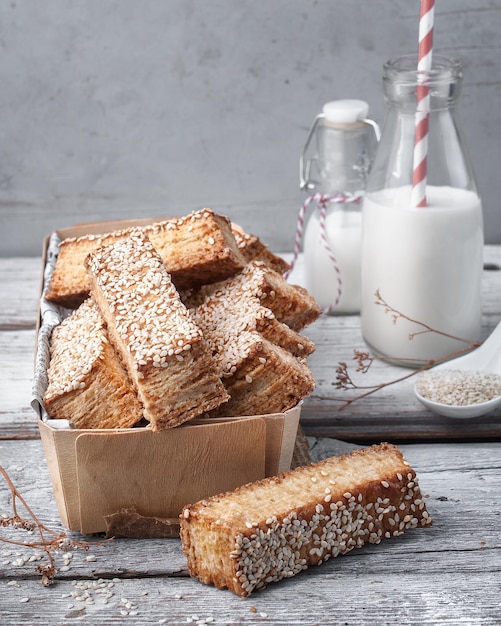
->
85 232 229 430
180 443 432 597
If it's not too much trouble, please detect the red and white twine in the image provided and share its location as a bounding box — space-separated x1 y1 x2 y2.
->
411 0 435 208
286 191 363 314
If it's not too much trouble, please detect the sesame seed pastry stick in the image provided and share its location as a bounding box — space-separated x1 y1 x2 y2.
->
43 297 143 429
188 260 317 416
84 232 229 431
231 223 291 276
207 332 315 417
46 227 134 309
184 260 322 332
180 443 432 597
46 209 247 308
190 270 316 359
257 271 321 331
146 210 247 290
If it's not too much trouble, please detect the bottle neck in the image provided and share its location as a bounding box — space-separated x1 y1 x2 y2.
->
367 54 478 195
382 54 463 113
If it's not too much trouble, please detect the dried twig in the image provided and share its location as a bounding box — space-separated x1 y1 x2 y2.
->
331 291 481 410
0 465 110 586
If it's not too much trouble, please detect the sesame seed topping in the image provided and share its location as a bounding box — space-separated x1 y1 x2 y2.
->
188 259 313 380
45 298 107 400
85 233 203 369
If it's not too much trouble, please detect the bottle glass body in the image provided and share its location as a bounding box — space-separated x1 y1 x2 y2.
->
361 55 484 365
303 119 377 314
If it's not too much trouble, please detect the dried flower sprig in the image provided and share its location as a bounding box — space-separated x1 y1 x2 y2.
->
332 291 481 410
0 465 110 586
334 354 432 410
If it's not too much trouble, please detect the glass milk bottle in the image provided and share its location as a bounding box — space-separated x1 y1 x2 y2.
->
300 100 379 314
361 55 484 366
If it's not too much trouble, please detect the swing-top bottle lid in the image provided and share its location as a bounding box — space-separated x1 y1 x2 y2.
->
322 99 370 124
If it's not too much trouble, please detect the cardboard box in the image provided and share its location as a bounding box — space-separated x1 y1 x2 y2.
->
38 408 300 535
34 217 301 535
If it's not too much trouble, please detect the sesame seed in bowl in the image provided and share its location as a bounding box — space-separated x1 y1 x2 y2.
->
415 369 501 418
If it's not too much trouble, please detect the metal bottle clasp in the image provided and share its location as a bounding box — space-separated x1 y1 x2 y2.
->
299 115 381 191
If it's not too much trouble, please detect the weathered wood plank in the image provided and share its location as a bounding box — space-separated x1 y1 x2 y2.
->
0 440 500 625
0 257 41 329
1 440 500 555
5 326 501 442
0 328 38 439
2 563 500 625
1 247 501 327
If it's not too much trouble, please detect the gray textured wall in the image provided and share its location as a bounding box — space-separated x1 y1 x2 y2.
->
1 0 500 256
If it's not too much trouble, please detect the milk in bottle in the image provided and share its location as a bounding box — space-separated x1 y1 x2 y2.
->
361 55 484 365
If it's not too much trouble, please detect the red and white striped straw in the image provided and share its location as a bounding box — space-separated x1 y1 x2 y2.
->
411 0 435 208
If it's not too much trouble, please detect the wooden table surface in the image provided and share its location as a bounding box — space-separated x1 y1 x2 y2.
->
1 250 500 624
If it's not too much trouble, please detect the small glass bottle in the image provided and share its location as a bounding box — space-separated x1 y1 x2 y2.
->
361 55 484 366
300 100 379 314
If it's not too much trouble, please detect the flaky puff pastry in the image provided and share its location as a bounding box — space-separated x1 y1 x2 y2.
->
180 443 432 597
84 232 229 431
46 209 247 308
44 297 143 429
184 260 321 332
231 223 291 276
